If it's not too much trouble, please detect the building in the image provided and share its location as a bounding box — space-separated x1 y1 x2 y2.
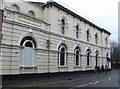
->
0 0 111 76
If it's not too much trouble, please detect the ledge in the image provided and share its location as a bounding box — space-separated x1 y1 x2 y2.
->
58 66 68 68
20 67 38 69
86 66 92 68
74 66 82 68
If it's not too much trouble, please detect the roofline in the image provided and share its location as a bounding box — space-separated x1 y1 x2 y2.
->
42 1 111 35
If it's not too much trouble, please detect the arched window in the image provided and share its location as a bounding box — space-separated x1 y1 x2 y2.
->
95 51 98 66
95 33 98 44
11 4 19 12
58 43 67 66
76 25 79 39
20 36 36 48
27 11 35 17
87 30 90 42
105 37 108 46
106 52 109 62
61 19 65 34
74 47 80 66
106 52 110 67
86 49 91 65
20 36 37 67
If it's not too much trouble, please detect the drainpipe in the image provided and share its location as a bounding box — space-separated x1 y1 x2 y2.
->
0 0 4 85
46 32 51 79
0 0 4 46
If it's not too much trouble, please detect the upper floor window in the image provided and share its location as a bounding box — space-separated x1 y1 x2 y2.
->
87 30 90 42
76 25 79 39
11 4 19 12
105 37 108 46
61 19 65 34
27 11 35 17
95 33 98 44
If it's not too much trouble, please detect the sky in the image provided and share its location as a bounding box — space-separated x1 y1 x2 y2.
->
38 0 119 42
7 0 119 42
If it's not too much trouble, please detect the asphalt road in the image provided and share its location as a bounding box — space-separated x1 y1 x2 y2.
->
2 70 120 88
30 70 119 88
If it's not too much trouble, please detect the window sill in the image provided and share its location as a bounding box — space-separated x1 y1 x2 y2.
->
74 66 82 68
58 66 68 68
20 66 37 69
86 66 92 68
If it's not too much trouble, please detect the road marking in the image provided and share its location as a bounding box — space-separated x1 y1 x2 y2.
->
89 83 93 85
20 80 67 87
77 84 88 87
94 81 98 84
109 77 111 80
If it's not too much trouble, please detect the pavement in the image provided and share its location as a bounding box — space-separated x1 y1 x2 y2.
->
2 69 120 88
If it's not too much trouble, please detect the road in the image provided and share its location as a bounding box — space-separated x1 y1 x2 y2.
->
3 70 120 88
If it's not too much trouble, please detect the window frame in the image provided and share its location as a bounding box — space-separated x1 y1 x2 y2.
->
86 49 91 66
61 19 65 34
11 4 19 12
58 44 67 67
74 47 80 66
95 51 98 66
87 30 90 42
105 37 108 46
27 10 35 17
95 33 98 44
76 25 79 39
20 36 37 68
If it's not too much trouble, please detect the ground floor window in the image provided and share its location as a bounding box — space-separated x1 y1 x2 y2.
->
20 36 37 67
58 43 67 66
95 51 98 66
86 49 91 66
75 46 80 66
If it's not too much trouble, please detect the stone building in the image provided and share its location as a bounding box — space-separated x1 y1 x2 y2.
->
0 0 111 76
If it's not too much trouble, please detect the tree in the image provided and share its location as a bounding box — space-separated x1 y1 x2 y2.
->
110 41 119 69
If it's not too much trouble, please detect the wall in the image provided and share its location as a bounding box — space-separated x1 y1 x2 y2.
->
1 1 111 75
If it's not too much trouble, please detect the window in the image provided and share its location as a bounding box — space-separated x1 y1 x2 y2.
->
106 53 109 61
61 19 65 34
95 33 98 44
76 25 79 39
86 49 90 65
20 36 37 67
87 30 90 42
105 37 108 46
95 51 98 66
27 11 35 17
20 36 36 48
11 4 19 12
58 43 67 66
75 47 80 66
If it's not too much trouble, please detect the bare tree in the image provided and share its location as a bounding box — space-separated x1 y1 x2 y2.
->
110 41 119 69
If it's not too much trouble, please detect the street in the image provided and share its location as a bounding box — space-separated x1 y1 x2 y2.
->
2 70 119 88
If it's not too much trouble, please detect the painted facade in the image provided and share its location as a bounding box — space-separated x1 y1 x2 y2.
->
0 0 111 75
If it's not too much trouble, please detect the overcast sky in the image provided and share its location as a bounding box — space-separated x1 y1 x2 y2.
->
37 0 118 42
22 0 119 42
